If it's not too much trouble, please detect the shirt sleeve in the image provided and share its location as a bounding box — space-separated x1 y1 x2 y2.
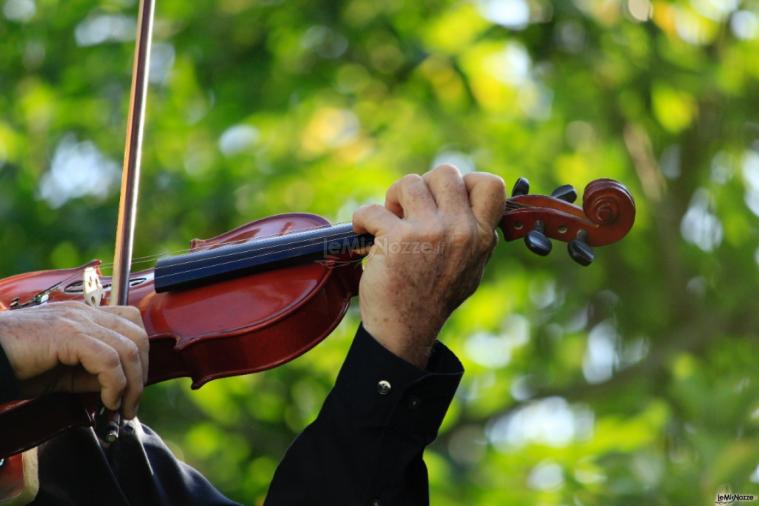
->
31 420 241 506
265 324 464 506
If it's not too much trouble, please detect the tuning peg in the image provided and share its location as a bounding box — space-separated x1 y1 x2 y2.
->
551 184 577 203
568 231 594 266
512 177 530 197
524 220 552 256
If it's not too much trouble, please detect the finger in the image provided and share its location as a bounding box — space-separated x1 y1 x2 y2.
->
423 164 470 215
96 306 149 384
87 306 149 386
100 305 143 329
58 336 127 412
385 174 437 219
58 370 141 420
463 172 506 230
88 326 144 419
353 204 402 237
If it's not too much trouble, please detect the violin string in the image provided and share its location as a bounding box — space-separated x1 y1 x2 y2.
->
34 223 337 297
139 200 530 276
155 232 364 281
111 200 528 271
141 201 531 281
97 222 338 270
44 201 529 296
149 226 363 278
42 223 360 295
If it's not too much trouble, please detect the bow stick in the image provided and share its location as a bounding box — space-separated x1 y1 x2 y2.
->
99 0 156 442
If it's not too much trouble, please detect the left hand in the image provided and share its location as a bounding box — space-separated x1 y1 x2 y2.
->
352 165 505 368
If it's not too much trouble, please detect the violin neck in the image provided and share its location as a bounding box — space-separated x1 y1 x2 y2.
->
154 223 372 293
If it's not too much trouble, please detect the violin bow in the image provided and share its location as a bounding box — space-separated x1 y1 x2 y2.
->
112 0 154 304
99 0 156 442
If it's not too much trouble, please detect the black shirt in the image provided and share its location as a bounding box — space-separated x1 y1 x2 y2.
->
2 325 463 505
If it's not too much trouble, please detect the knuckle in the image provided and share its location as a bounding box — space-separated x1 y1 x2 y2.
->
432 163 461 178
123 341 140 364
57 303 80 317
354 204 383 225
68 302 91 317
61 317 85 335
352 205 368 220
400 173 423 188
465 172 506 193
123 306 141 321
102 349 122 371
135 331 149 352
487 174 506 194
67 308 91 324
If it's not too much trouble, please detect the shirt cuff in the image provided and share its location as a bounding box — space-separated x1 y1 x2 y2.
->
332 324 464 443
0 342 20 403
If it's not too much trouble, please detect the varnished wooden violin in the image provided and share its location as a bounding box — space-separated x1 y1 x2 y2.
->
0 176 635 460
0 0 635 501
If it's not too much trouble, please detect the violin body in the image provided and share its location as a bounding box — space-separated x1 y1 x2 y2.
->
0 213 362 457
142 213 362 387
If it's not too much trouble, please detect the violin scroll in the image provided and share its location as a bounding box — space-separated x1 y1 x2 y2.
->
499 177 635 265
581 178 636 244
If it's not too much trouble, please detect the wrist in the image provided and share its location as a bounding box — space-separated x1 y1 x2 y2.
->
361 318 439 369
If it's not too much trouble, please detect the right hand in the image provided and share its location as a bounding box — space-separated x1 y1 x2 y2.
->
0 301 148 419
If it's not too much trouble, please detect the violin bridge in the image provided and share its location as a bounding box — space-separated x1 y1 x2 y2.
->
82 267 104 307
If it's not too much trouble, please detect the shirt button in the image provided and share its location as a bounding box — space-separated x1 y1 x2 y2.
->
371 500 381 506
377 380 392 395
408 396 421 410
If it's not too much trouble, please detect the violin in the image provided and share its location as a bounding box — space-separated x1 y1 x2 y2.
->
0 0 636 501
0 176 635 459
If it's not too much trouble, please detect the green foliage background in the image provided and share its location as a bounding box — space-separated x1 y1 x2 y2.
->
2 0 759 504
